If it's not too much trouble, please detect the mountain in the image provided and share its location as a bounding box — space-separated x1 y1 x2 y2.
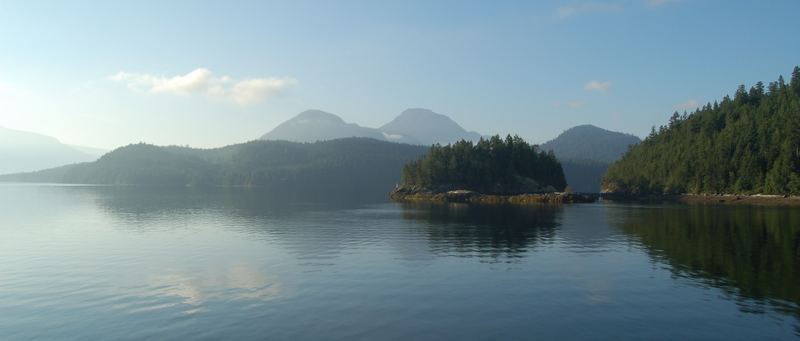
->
0 126 100 175
260 110 392 143
261 108 480 146
1 138 429 199
540 125 641 164
603 67 800 195
540 125 641 193
380 108 482 145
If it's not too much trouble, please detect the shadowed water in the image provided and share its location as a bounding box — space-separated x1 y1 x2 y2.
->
1 184 799 340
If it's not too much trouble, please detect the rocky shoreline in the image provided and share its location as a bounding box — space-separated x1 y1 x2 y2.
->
389 186 598 205
601 192 800 206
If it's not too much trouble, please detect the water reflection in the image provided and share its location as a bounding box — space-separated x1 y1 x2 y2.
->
85 187 567 262
141 264 283 309
88 186 376 219
399 202 562 260
614 204 800 323
4 184 800 339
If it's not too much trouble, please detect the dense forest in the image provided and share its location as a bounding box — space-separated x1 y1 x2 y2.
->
603 67 800 195
0 138 428 199
400 135 567 194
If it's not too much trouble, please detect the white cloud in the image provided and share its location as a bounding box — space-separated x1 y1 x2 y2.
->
110 68 296 105
584 80 612 92
228 78 296 105
554 2 621 19
673 99 700 111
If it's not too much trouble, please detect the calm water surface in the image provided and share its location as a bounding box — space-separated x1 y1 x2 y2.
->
1 184 799 340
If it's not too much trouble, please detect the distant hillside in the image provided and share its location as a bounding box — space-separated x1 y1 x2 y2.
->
1 138 429 199
540 125 640 192
0 126 99 174
541 125 641 164
380 108 482 145
557 159 611 193
604 67 800 195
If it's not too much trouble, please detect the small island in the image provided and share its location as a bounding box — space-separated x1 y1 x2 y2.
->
390 135 598 204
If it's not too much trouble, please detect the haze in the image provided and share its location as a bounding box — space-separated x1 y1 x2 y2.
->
2 0 799 150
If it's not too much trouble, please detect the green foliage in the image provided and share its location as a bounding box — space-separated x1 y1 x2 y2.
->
603 67 800 195
401 135 567 193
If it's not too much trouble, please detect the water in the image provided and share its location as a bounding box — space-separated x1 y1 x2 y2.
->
1 184 799 340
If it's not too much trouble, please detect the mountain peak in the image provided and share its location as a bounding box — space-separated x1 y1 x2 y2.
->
294 110 345 123
260 110 385 143
260 108 482 146
541 124 641 164
381 108 481 145
560 124 614 134
397 108 449 119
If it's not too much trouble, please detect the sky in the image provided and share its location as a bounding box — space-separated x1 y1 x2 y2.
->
1 0 799 149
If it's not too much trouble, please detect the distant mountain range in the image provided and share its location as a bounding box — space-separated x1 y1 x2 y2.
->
261 108 481 146
2 109 641 194
0 126 105 175
0 138 428 199
540 125 641 192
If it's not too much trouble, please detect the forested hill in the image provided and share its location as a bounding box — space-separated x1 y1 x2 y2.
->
541 125 641 164
400 135 567 194
603 67 800 195
540 125 641 192
0 138 428 198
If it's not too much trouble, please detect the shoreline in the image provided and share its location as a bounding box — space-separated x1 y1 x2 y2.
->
601 193 800 206
390 188 598 205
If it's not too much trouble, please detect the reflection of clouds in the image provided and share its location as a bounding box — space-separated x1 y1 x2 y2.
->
583 278 612 305
226 264 283 300
147 274 206 306
136 263 283 312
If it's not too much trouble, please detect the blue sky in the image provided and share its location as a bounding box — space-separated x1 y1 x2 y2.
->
1 0 798 149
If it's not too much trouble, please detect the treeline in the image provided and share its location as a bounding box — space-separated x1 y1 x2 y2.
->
603 67 800 195
401 135 567 194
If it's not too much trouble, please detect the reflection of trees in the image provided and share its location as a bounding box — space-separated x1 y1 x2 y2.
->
615 205 800 318
86 186 387 259
89 186 377 219
400 202 562 260
86 186 564 262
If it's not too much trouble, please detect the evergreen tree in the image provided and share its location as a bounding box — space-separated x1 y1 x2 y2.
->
603 67 800 195
400 135 567 194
